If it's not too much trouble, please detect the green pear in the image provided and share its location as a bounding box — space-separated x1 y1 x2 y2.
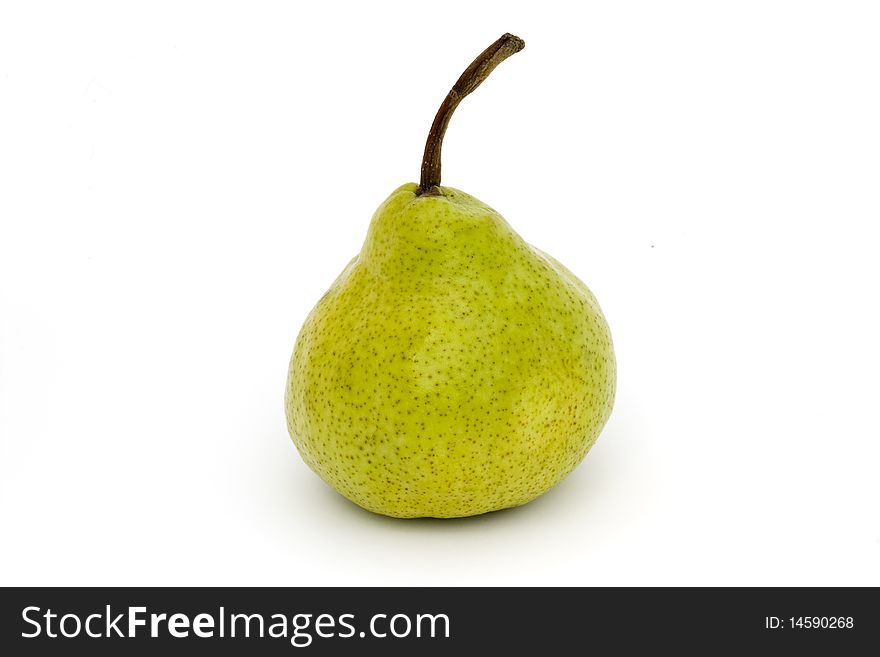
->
285 34 615 518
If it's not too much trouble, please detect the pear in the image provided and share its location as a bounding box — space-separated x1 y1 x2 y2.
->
285 34 615 518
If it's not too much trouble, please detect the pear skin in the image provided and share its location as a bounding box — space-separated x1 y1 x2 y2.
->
285 184 615 518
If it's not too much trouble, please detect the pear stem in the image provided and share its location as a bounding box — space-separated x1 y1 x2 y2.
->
416 33 525 196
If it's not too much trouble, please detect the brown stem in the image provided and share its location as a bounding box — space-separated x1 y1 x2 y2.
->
416 33 525 196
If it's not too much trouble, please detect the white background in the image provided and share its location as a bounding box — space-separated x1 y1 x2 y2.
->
1 1 879 586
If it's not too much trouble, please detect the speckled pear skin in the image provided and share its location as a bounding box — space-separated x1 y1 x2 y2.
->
285 183 615 518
